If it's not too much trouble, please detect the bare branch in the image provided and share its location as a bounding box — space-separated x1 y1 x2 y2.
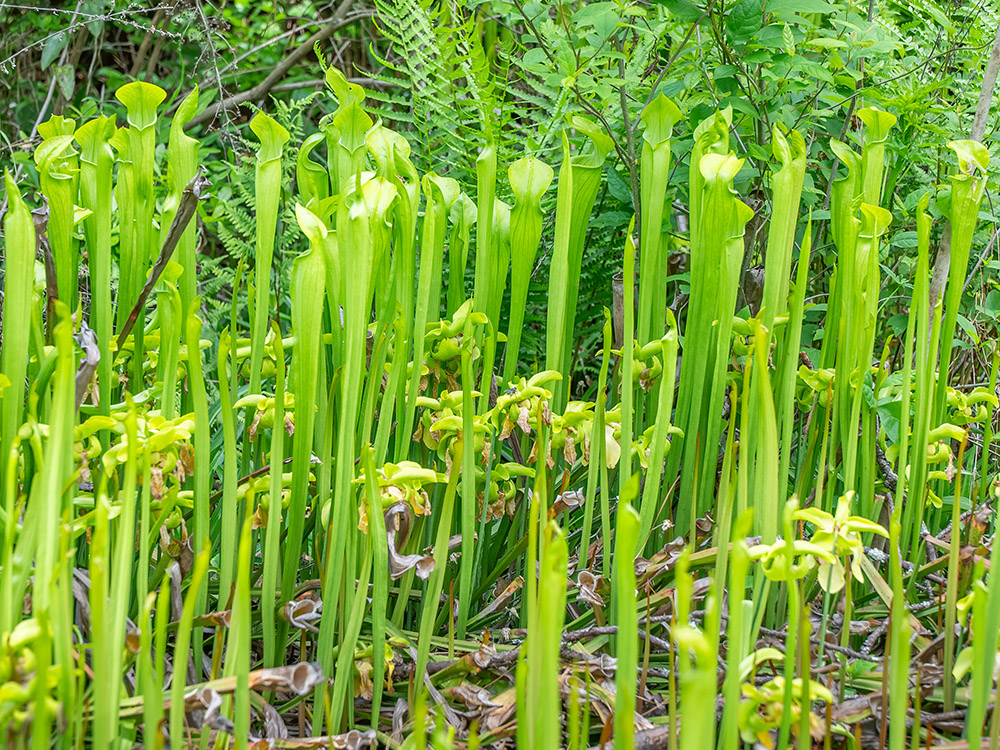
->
185 0 359 130
113 172 211 363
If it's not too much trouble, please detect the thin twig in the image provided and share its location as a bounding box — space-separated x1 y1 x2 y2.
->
112 172 210 363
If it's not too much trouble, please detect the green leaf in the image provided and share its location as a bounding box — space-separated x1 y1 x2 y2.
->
955 313 979 346
573 2 620 40
953 646 974 682
53 64 74 100
984 290 1000 318
766 0 836 13
606 165 634 205
808 37 848 49
727 0 764 42
788 57 834 83
782 23 795 55
653 0 703 21
40 30 68 70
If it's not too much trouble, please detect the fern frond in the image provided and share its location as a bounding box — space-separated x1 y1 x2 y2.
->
369 0 501 184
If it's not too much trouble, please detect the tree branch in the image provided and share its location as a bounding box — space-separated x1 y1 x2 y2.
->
185 0 357 129
971 24 1000 142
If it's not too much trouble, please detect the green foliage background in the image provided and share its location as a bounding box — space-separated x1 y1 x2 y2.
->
4 0 1000 397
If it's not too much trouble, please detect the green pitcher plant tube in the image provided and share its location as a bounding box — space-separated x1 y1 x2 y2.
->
675 147 752 534
164 86 201 318
216 328 240 608
545 116 613 408
259 319 286 673
398 173 460 463
325 66 373 199
934 140 989 421
0 172 36 479
74 117 115 428
637 94 681 347
504 155 553 386
613 479 641 750
317 177 397 695
248 112 291 404
536 519 569 750
33 128 79 309
447 192 476 317
857 106 897 209
838 203 892 494
278 204 327 655
758 126 806 337
665 108 731 523
486 197 511 335
904 193 941 551
297 132 330 210
116 81 167 388
185 298 212 673
636 316 680 546
110 124 135 340
472 126 497 318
